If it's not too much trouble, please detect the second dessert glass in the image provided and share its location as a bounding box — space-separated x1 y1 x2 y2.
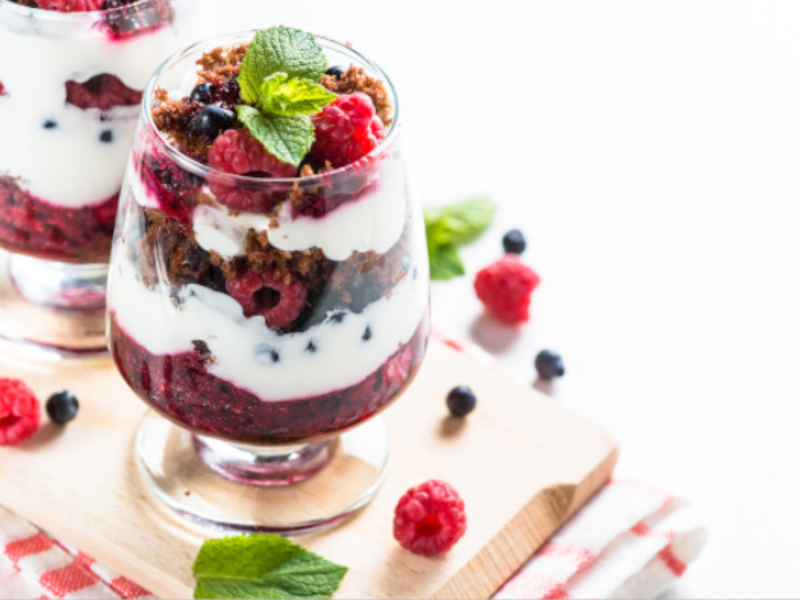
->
0 0 212 356
107 31 430 533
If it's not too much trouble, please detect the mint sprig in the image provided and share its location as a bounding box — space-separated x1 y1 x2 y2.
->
193 534 348 600
236 27 334 167
425 195 498 280
260 73 337 117
239 27 328 105
237 106 315 169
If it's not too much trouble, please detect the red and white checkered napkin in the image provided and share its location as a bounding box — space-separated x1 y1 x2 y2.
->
0 505 153 600
0 471 706 600
494 474 707 599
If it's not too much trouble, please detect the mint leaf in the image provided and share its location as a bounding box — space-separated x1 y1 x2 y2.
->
193 534 347 600
259 72 337 117
424 195 497 280
239 26 327 104
423 195 497 247
237 105 314 168
429 243 465 280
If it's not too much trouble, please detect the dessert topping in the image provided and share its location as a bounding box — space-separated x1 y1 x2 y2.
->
310 93 384 168
235 26 336 167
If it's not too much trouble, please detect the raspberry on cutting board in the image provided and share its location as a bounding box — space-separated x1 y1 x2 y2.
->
474 255 541 324
0 378 41 446
393 480 467 555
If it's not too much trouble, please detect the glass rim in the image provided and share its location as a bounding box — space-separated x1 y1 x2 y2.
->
142 29 400 186
0 0 167 20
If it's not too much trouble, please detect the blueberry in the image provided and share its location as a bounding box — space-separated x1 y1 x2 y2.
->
363 326 372 341
446 386 476 418
43 119 57 129
535 350 565 381
99 130 113 143
305 340 318 353
325 65 346 79
195 106 235 139
46 391 79 425
190 83 216 104
503 229 527 254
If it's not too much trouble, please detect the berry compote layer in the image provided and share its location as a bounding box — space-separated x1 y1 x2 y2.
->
107 30 430 445
0 0 212 263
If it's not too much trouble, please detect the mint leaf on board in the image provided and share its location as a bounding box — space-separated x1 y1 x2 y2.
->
239 26 328 104
259 72 337 117
193 534 348 600
423 195 498 247
429 242 466 280
237 105 314 168
424 195 497 280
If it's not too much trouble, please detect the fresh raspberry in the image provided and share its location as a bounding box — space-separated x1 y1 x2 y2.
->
311 93 385 168
393 480 467 555
208 129 295 212
226 270 307 330
48 0 105 10
474 255 541 324
65 74 142 111
0 378 40 447
36 0 105 12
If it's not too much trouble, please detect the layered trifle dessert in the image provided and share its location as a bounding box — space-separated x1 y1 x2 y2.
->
0 0 211 263
107 28 430 445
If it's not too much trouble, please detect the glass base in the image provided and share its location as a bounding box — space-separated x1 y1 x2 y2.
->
135 412 390 535
0 251 108 358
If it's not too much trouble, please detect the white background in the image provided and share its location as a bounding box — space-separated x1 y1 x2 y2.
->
216 2 800 597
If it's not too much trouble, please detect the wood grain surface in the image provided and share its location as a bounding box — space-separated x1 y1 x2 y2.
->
0 338 617 599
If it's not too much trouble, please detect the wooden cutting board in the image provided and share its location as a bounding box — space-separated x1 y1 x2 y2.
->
0 338 617 599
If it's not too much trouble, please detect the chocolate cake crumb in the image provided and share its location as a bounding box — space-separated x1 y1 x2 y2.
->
196 45 247 82
151 87 209 160
322 66 393 126
132 201 413 334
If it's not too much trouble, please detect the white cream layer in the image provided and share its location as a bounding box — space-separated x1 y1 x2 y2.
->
108 243 428 402
132 156 409 262
0 2 211 207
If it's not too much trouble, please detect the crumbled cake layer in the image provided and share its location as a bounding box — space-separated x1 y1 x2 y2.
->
132 202 413 333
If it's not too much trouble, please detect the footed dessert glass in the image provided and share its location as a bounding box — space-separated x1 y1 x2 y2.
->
107 32 430 533
0 0 212 356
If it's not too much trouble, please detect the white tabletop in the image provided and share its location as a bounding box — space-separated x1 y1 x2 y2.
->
218 2 800 596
